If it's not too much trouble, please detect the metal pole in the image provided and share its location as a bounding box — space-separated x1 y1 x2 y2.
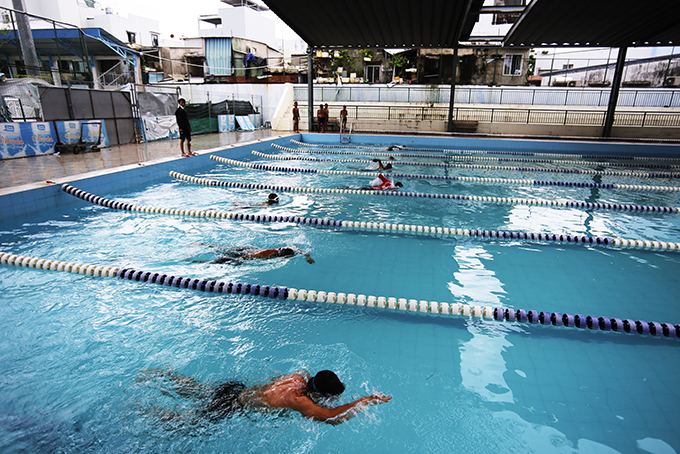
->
307 48 314 132
12 0 40 77
447 0 474 132
603 47 627 138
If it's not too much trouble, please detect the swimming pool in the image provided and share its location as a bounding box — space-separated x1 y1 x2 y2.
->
1 134 679 453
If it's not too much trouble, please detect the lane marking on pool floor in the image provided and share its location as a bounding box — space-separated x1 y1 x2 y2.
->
290 139 680 166
276 144 680 179
254 151 680 193
208 158 680 213
1 250 678 339
61 183 680 252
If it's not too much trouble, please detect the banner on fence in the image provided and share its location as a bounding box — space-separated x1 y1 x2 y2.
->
0 122 56 159
236 116 255 131
142 115 179 141
54 121 110 148
218 115 236 132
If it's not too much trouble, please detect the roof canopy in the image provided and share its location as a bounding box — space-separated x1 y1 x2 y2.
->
504 0 680 48
262 0 485 49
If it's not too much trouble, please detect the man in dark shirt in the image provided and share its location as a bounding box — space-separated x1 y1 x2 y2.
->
175 98 196 157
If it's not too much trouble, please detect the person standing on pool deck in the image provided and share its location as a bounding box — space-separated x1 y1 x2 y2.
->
292 101 300 133
340 105 348 132
141 368 391 424
323 103 330 132
175 98 195 157
316 104 326 133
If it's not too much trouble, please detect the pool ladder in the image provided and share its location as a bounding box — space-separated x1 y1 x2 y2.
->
340 122 352 143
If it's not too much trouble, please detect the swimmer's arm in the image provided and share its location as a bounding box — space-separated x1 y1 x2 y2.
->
291 247 315 264
291 395 391 425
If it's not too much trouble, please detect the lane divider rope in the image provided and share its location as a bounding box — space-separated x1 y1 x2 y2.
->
275 144 679 179
2 250 678 339
290 138 680 164
61 183 680 251
254 151 680 193
210 157 680 213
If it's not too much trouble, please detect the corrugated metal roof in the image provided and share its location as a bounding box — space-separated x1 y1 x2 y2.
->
262 0 485 49
504 0 680 48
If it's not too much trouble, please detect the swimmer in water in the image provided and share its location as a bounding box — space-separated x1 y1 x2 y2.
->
349 158 393 171
194 245 314 265
386 145 403 151
364 174 403 190
139 368 391 425
232 193 279 209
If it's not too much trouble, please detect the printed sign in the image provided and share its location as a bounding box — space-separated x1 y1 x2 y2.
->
218 115 236 132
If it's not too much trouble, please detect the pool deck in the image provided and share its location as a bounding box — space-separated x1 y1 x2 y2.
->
0 129 280 194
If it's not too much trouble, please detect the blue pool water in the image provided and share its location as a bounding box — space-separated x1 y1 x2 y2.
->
1 136 680 453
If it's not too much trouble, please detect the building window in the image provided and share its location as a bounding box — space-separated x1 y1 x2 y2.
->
365 65 380 83
127 31 136 44
503 54 523 76
151 34 159 47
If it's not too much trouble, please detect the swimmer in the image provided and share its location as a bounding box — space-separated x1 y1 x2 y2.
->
386 145 403 151
139 368 391 425
196 245 314 265
232 193 279 209
349 158 392 171
364 174 403 191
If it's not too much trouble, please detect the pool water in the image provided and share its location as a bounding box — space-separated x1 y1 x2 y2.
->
1 139 679 453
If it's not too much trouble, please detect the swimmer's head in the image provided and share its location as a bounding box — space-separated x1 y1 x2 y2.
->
395 182 403 188
277 247 295 258
384 163 393 169
268 193 279 204
308 370 345 396
387 156 396 160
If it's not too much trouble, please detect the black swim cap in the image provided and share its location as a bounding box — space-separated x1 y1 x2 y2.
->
278 247 295 257
269 193 279 202
309 370 345 396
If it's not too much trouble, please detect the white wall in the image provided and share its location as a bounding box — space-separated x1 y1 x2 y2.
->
199 7 276 51
3 0 159 46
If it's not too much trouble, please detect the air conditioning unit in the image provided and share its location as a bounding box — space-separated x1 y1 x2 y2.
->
663 76 680 87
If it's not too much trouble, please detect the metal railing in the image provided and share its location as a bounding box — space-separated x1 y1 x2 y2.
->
296 104 680 128
295 85 680 108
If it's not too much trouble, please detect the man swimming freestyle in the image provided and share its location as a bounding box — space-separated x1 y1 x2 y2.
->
141 369 391 425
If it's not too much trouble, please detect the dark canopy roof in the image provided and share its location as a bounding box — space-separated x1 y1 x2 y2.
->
504 0 680 48
262 0 485 49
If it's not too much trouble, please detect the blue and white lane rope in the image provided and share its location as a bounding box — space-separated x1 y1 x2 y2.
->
289 138 680 165
1 250 678 339
275 144 680 179
209 158 680 214
254 151 680 193
61 183 680 252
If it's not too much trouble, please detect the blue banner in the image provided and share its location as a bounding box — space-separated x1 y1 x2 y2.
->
0 120 110 160
55 121 109 148
0 122 56 159
218 115 236 132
